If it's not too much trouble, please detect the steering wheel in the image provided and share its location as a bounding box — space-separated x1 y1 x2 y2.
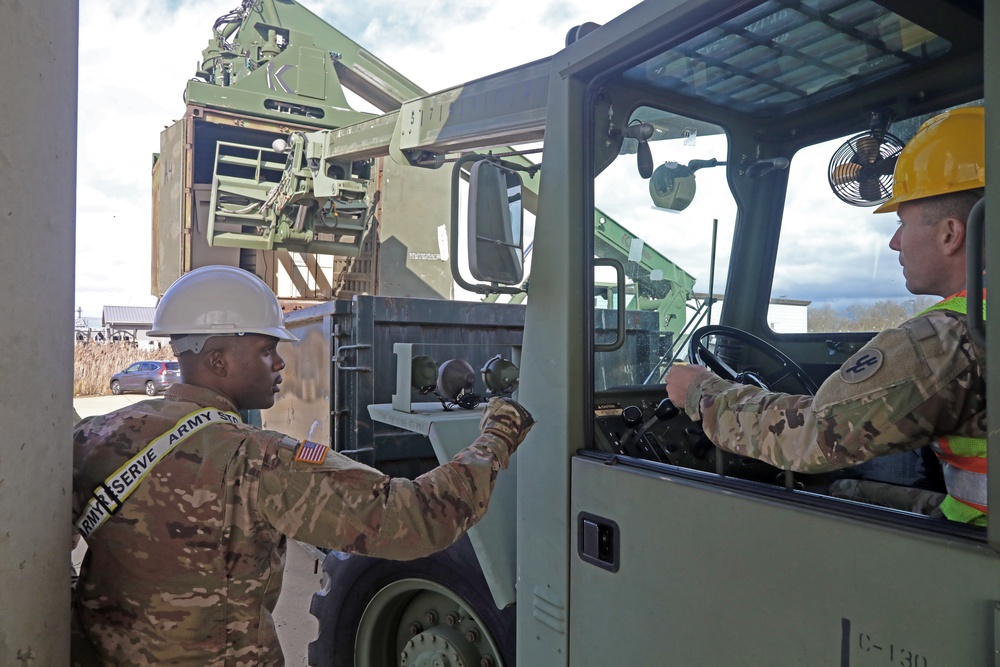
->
688 325 819 395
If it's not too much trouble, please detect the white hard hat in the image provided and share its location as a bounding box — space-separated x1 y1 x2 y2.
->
149 265 298 353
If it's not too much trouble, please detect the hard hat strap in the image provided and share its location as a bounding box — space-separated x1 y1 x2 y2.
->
170 333 241 355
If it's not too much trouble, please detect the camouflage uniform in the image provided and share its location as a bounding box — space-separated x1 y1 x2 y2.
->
72 384 532 666
683 308 985 502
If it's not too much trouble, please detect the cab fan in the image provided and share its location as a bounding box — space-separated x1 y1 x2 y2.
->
827 130 904 206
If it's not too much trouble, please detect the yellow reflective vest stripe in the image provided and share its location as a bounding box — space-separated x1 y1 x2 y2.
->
920 291 987 525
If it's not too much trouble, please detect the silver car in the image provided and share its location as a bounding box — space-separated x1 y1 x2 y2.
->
110 361 180 396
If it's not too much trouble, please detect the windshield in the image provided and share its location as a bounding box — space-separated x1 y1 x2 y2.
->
593 109 734 390
767 108 981 331
592 100 981 391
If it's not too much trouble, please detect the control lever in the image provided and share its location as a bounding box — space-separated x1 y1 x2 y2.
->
620 399 682 461
684 425 715 460
621 405 644 428
654 398 679 421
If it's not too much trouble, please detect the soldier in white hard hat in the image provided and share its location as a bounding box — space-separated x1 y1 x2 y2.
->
71 265 534 665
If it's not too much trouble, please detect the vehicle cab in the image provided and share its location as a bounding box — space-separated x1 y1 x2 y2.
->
510 0 997 664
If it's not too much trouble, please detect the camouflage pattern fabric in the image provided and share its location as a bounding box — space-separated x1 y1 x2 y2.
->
827 479 947 517
683 309 986 475
480 395 536 450
72 383 532 666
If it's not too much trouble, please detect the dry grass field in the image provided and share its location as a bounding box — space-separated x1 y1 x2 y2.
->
74 343 177 397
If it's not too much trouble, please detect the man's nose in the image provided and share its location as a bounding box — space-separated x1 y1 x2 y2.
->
273 352 286 371
889 226 902 251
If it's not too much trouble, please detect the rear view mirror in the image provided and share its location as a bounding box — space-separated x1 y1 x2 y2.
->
649 162 696 211
468 160 524 284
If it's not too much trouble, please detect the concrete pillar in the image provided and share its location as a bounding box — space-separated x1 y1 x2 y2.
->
0 1 78 664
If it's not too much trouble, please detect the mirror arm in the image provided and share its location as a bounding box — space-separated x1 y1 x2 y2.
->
622 122 655 179
486 154 542 177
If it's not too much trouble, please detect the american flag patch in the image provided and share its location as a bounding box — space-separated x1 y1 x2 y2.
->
294 440 329 465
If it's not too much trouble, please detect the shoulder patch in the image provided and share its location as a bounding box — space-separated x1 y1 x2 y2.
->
840 348 884 384
293 440 330 465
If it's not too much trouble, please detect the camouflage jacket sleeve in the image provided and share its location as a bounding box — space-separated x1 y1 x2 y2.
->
684 310 985 473
252 431 513 560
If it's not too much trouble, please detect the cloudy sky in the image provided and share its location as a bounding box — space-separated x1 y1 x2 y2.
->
76 0 915 321
75 0 627 317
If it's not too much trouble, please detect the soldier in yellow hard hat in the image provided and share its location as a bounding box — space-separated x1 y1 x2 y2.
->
666 106 986 524
71 265 534 665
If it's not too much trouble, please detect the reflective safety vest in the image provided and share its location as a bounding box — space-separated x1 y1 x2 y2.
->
920 290 987 526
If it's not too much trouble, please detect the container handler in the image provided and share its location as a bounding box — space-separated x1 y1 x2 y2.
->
159 0 1000 665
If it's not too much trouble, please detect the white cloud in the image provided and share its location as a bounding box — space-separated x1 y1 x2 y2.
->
76 0 909 321
592 126 913 320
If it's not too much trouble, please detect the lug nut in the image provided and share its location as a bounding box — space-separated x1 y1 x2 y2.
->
466 629 480 642
409 622 422 636
445 612 459 626
424 611 438 624
480 657 495 667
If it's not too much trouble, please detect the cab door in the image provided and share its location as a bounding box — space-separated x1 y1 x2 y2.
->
570 455 998 665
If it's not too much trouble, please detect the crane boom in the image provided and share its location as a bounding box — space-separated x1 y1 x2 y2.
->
157 0 694 335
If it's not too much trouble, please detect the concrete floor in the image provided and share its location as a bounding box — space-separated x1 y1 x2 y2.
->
74 395 324 664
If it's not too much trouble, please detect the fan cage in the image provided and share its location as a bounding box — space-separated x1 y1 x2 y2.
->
827 130 904 207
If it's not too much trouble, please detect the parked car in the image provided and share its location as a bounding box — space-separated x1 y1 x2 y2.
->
110 361 180 396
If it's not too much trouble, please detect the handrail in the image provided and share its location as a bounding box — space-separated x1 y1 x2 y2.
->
595 258 626 352
967 198 986 349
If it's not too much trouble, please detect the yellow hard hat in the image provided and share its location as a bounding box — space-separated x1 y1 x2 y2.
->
873 106 984 214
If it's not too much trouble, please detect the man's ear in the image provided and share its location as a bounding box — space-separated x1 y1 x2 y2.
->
204 347 229 378
940 216 966 257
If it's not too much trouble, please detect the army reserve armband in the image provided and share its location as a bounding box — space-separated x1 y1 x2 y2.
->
74 408 242 539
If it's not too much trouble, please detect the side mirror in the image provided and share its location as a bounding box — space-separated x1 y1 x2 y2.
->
649 162 696 211
468 160 524 284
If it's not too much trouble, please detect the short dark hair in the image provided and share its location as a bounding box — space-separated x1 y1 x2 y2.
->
918 188 984 226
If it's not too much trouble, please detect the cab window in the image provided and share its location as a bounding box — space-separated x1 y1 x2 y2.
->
593 108 735 390
767 135 937 333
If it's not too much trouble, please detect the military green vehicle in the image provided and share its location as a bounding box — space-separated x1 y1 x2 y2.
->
153 0 996 665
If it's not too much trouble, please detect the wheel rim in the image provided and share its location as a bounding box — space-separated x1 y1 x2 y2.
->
111 381 120 395
146 381 156 396
355 578 504 667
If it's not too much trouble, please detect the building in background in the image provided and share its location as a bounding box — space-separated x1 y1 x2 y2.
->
74 306 159 348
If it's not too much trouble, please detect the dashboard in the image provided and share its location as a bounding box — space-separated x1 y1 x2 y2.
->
592 385 820 488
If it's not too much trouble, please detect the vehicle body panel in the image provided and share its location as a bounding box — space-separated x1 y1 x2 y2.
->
570 454 996 665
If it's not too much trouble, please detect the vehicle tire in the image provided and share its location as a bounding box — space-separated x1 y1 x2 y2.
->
307 534 515 667
110 380 122 395
145 381 157 396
